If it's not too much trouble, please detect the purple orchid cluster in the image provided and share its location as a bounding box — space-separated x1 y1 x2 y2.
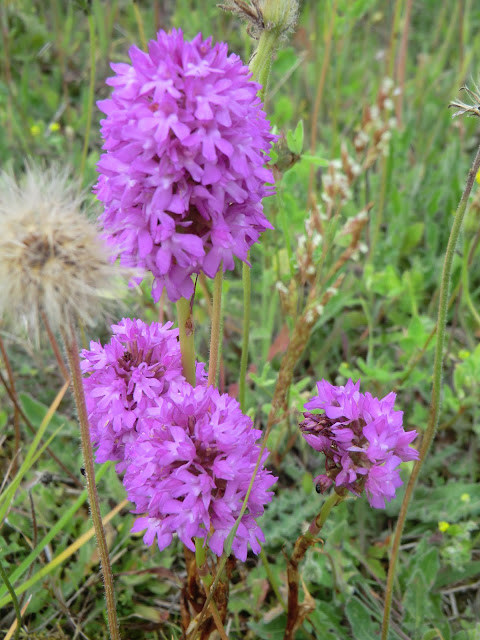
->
83 27 416 573
81 318 276 561
300 379 419 508
95 28 276 303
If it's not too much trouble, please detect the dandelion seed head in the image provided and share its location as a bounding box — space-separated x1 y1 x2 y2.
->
0 165 124 335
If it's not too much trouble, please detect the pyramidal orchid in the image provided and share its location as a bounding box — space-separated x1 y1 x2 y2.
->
300 379 419 508
95 28 276 302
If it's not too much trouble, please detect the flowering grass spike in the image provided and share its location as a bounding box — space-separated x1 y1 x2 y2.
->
96 28 276 302
300 379 419 508
123 383 277 561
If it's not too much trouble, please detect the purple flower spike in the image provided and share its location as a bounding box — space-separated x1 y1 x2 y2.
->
81 318 205 468
95 29 276 302
300 379 419 508
123 383 277 561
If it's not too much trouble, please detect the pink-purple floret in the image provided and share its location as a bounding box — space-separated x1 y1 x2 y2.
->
95 29 276 302
125 384 276 561
81 318 276 561
300 379 419 508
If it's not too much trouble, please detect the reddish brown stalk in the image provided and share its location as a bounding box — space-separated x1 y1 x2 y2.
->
385 0 403 79
0 336 20 474
270 274 344 425
40 311 69 381
284 492 344 639
394 0 413 128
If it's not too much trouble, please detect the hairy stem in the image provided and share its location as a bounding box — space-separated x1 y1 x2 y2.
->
249 29 278 102
381 142 480 639
62 324 121 640
41 311 70 380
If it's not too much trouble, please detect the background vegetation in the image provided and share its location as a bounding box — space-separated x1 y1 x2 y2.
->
1 0 480 638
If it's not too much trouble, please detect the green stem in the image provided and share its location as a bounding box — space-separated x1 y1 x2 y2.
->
0 556 21 640
368 154 389 264
80 12 96 180
238 261 251 412
208 268 223 387
195 537 207 574
176 296 196 386
62 325 121 640
191 16 290 640
381 142 480 640
312 490 344 532
249 29 279 101
260 547 286 610
238 27 280 411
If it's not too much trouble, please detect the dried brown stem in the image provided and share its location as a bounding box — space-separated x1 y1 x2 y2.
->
284 492 344 639
183 546 233 640
0 335 20 475
40 311 69 381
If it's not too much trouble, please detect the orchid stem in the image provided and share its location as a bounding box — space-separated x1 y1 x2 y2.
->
208 268 223 387
176 296 196 386
238 261 251 412
284 492 345 640
238 24 280 412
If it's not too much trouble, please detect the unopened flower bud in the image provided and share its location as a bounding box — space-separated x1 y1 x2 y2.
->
262 0 299 37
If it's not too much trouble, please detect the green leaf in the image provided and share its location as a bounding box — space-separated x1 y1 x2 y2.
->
249 614 287 639
286 120 304 155
19 392 69 432
401 222 425 254
345 597 379 640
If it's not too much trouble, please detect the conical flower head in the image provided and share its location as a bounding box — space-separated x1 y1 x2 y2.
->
300 379 419 508
0 165 122 335
95 28 276 302
81 317 206 469
124 383 277 561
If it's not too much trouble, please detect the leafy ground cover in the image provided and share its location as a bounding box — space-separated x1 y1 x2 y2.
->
1 1 480 639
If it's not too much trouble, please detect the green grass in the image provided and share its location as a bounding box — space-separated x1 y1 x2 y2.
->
1 0 480 638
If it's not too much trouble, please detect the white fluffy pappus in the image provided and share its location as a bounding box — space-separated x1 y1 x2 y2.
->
0 164 130 335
